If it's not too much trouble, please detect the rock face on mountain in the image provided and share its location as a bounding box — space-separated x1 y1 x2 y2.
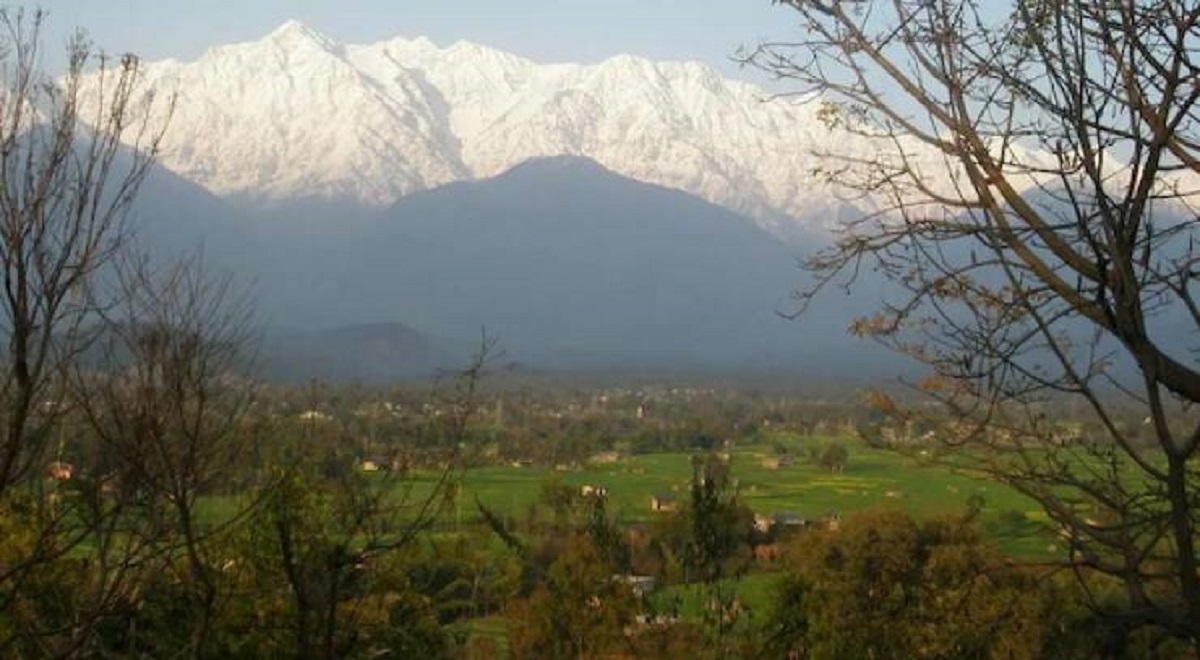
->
96 20 923 238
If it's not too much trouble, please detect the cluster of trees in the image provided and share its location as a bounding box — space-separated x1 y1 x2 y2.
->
491 454 758 659
485 453 1173 659
763 510 1190 659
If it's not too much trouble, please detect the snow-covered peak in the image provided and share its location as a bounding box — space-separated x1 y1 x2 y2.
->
363 35 439 61
597 53 663 77
266 19 325 43
224 20 344 59
445 39 524 64
89 22 970 235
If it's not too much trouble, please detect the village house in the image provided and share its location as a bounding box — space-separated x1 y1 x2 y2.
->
755 511 808 536
297 409 332 422
773 511 807 529
46 461 73 481
761 454 796 470
614 574 657 598
359 458 380 473
588 450 621 465
580 484 609 498
649 492 677 512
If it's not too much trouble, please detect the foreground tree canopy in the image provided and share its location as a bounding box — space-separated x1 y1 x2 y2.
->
767 511 1050 659
746 0 1200 649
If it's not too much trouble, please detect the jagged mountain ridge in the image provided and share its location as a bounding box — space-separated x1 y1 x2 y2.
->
97 20 964 238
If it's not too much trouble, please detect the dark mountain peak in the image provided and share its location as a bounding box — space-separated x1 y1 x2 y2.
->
392 151 775 243
497 155 614 181
133 137 899 381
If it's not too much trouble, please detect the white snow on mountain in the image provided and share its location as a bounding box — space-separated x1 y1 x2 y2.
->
95 20 1020 235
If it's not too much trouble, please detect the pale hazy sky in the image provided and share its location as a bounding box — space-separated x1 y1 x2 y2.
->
33 1 796 81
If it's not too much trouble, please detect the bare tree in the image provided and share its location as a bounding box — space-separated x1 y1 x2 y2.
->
0 8 168 652
0 8 165 497
74 253 254 658
744 0 1200 651
259 335 496 660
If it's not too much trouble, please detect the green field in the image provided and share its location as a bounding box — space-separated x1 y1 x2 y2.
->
399 436 1064 655
445 436 1055 558
196 435 1057 558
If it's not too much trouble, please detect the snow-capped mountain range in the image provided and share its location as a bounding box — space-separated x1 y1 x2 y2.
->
100 20 962 236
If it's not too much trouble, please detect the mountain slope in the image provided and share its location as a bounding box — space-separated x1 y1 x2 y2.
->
125 21 468 205
261 322 456 382
242 156 894 374
91 21 954 237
